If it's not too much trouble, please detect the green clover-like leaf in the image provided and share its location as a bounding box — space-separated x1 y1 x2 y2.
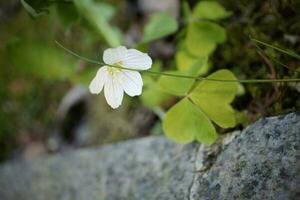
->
193 1 232 20
143 12 178 43
163 98 217 144
186 21 226 57
157 54 209 96
189 69 238 128
176 49 210 73
158 70 195 96
141 87 172 108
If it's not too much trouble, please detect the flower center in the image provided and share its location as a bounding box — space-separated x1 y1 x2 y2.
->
107 61 123 76
115 61 124 66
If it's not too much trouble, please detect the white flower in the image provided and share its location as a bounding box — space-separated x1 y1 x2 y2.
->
89 46 152 109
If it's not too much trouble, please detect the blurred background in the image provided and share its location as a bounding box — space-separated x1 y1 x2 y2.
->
0 0 299 162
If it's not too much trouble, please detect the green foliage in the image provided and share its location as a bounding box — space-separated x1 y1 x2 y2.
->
143 12 178 43
56 3 79 28
70 67 98 86
183 1 229 57
7 40 75 80
20 0 51 18
163 70 238 144
158 56 208 96
189 70 238 128
182 0 192 21
141 87 171 108
144 1 237 144
186 21 226 57
20 0 122 46
158 71 195 96
150 121 163 135
3 0 298 161
163 98 217 144
176 49 209 73
251 38 300 60
193 1 232 20
141 73 172 108
73 0 122 47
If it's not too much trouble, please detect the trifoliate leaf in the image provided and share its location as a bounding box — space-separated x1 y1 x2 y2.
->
163 98 217 144
193 1 232 20
143 12 178 43
189 69 238 128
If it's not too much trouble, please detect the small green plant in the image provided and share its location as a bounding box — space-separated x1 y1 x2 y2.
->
18 0 300 146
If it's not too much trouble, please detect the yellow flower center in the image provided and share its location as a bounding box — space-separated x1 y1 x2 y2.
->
107 61 123 76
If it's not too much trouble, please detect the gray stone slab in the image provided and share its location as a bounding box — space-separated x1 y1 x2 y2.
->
0 113 299 200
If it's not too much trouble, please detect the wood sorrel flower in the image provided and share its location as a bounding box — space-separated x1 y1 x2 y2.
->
89 46 152 109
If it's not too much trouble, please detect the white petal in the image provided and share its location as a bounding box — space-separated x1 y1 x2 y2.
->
121 71 143 97
103 46 127 65
89 66 108 94
122 49 152 70
104 74 124 109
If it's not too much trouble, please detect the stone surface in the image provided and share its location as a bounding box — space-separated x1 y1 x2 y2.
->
0 113 299 200
190 113 300 200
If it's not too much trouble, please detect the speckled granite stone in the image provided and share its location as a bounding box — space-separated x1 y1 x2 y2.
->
189 113 300 200
0 113 299 200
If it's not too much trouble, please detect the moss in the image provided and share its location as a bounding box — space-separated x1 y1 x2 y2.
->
212 0 300 118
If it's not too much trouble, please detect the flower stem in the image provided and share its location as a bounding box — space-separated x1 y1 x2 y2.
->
55 41 300 84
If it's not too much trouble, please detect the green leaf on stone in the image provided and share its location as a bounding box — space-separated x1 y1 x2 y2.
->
74 0 122 47
186 21 226 57
189 69 238 128
143 12 178 43
163 98 217 144
193 1 232 20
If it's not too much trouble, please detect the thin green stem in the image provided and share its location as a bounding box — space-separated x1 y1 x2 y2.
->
55 41 100 65
250 37 300 60
55 41 300 83
253 42 291 69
